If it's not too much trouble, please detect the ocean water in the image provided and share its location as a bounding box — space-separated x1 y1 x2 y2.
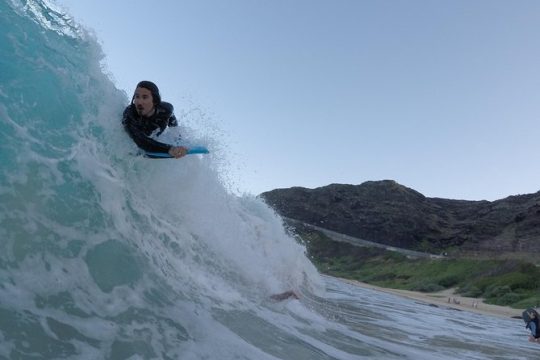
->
0 1 538 359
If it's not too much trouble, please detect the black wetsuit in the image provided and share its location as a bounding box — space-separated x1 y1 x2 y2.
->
122 102 178 153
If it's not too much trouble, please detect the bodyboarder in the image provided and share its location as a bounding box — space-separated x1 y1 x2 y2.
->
122 80 187 159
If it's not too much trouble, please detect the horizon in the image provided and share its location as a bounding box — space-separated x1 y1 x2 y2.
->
261 178 540 202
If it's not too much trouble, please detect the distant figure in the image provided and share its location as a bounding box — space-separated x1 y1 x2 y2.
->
270 291 300 301
522 308 540 343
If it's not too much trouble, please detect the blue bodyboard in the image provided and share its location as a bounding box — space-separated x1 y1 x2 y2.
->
144 146 209 159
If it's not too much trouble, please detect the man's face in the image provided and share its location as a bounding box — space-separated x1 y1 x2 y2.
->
133 87 155 117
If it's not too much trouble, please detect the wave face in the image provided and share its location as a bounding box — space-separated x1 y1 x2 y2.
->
0 1 322 358
1 1 538 359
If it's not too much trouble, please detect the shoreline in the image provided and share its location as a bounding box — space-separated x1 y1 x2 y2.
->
338 277 523 319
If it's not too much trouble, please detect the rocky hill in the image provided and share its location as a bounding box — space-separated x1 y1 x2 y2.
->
261 180 540 254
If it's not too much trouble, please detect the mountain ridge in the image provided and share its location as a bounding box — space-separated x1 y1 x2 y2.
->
261 180 540 254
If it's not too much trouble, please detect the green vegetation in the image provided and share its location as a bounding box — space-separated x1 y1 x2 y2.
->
298 228 540 309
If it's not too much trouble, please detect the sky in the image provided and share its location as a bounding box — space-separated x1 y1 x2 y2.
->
56 0 540 201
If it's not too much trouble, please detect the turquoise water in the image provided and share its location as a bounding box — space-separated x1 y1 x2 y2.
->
0 1 538 359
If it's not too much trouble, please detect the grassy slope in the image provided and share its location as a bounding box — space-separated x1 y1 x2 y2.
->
299 228 540 309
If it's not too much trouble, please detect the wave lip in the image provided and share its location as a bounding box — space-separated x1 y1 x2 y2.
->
9 0 82 38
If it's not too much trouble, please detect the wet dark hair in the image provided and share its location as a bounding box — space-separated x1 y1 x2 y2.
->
133 80 161 105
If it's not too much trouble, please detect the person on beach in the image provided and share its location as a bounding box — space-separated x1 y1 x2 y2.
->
522 308 540 343
122 80 188 158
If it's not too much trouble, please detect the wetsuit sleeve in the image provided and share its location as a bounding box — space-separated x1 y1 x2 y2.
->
122 106 172 153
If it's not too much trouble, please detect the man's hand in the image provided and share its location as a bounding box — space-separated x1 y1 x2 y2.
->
168 146 188 159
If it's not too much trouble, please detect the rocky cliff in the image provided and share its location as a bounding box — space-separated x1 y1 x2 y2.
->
261 180 540 254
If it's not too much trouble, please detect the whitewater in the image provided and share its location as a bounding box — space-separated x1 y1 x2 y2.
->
0 0 538 359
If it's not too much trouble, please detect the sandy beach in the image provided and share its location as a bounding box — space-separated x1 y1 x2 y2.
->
339 278 523 319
